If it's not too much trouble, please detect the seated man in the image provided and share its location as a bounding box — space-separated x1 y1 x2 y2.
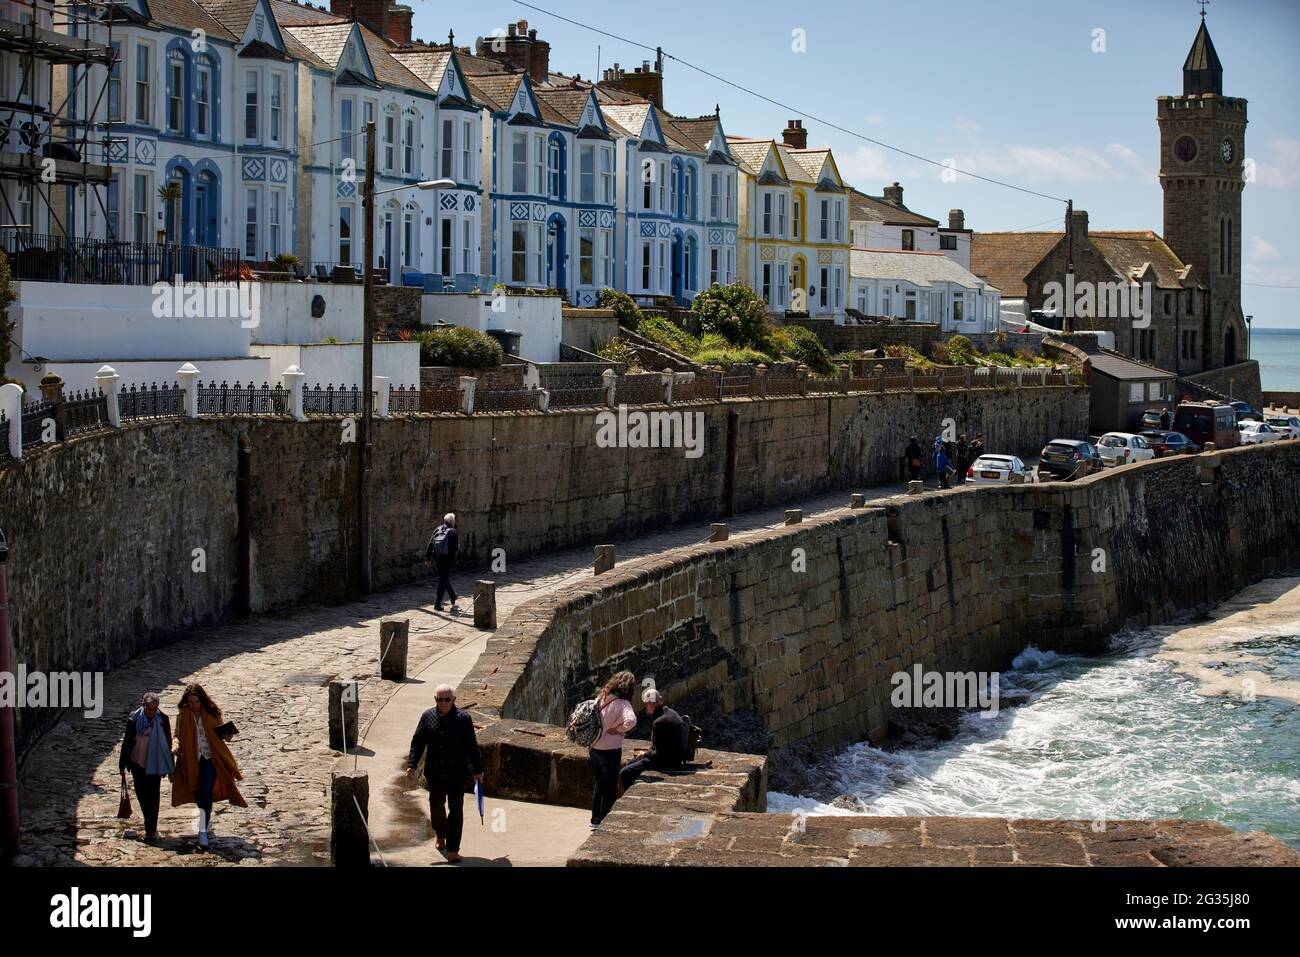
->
619 688 686 790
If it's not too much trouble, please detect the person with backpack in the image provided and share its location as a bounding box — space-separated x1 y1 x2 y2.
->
405 683 483 863
618 688 688 791
576 671 637 829
425 512 459 612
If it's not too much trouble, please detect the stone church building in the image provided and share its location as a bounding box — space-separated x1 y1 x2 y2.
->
972 16 1249 377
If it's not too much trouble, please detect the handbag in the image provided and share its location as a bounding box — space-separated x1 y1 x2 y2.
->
116 780 132 819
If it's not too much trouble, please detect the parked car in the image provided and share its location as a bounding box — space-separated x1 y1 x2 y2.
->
1230 400 1264 423
1264 414 1300 438
1140 430 1201 456
967 454 1036 485
1096 432 1157 466
1036 440 1105 481
1172 402 1240 449
1140 409 1167 430
1239 421 1283 444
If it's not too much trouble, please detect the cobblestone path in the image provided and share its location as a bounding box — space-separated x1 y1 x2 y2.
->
17 482 908 865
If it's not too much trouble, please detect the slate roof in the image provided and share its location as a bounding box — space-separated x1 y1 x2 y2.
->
389 47 455 92
850 247 994 291
970 231 1063 298
1088 350 1177 382
726 137 777 176
849 188 939 228
1090 231 1199 289
666 116 720 153
136 0 239 42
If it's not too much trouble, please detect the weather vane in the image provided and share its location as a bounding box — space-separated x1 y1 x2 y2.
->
1198 0 1209 19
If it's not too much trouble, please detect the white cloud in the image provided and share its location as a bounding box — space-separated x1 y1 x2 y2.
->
837 145 923 187
953 117 981 134
1247 236 1281 261
1252 136 1300 189
944 141 1151 186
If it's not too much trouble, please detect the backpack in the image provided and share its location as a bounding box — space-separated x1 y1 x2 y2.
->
679 713 702 762
565 697 608 748
430 525 451 557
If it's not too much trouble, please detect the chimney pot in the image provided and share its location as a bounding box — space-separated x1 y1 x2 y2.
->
948 209 965 231
883 182 904 206
781 119 807 149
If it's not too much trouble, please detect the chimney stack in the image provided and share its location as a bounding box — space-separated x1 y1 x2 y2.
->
329 0 411 45
948 209 965 231
1069 208 1089 237
475 19 551 83
599 47 664 107
781 119 807 150
883 182 904 207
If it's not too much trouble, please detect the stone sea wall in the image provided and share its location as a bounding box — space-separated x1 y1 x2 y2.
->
0 386 1085 750
464 442 1300 757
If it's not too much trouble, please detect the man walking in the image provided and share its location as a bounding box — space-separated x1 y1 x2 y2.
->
936 443 952 489
406 683 483 863
955 433 971 484
425 512 459 612
619 689 687 791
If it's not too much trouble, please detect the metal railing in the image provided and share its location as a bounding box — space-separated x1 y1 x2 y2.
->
119 382 185 421
389 386 461 414
0 228 242 285
200 381 292 416
303 383 365 416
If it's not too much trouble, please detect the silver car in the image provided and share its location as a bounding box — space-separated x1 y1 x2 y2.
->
967 454 1035 485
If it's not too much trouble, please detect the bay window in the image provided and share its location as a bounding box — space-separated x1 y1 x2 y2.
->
511 132 528 192
132 172 149 241
461 120 472 181
579 227 594 285
441 218 453 276
600 147 613 203
166 52 183 133
338 205 353 263
531 223 543 284
245 187 259 258
441 118 453 179
195 63 211 138
244 70 258 142
511 222 527 282
268 189 281 255
339 99 353 161
405 116 415 175
579 144 595 203
385 113 396 171
135 43 151 125
270 73 283 145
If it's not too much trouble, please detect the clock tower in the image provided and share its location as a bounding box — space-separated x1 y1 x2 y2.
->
1158 12 1248 368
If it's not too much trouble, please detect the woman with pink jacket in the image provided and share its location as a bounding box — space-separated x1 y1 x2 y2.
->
587 670 638 828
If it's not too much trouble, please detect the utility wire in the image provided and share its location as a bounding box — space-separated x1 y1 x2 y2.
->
511 0 1069 205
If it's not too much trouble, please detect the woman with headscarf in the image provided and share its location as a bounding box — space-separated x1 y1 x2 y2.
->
171 683 247 849
118 691 173 842
585 670 638 828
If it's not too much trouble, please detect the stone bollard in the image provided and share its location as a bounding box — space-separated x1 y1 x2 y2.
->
907 480 923 495
282 365 307 421
458 376 477 415
709 523 729 542
602 368 617 408
785 509 802 525
474 580 497 629
537 388 551 414
330 770 370 867
661 368 675 405
328 679 359 752
0 382 24 460
373 375 391 420
379 619 409 681
593 544 615 574
176 363 201 419
796 364 810 396
95 365 123 428
850 493 866 508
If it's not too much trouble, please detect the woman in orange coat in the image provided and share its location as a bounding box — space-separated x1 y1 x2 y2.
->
171 683 246 849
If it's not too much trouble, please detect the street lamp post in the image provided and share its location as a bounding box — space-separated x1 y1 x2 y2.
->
356 135 455 596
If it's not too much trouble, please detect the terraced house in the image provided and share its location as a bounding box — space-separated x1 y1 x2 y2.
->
728 120 850 320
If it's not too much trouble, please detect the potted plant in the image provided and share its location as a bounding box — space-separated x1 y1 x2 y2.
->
157 181 183 243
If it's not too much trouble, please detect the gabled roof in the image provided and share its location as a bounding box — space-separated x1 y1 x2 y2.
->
970 232 1063 298
849 188 939 227
358 28 428 92
1088 350 1177 382
727 137 786 180
1090 231 1202 290
534 86 625 137
851 247 994 291
123 0 238 43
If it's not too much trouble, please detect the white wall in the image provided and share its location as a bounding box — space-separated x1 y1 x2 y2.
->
19 357 271 395
11 281 253 362
250 281 366 344
261 342 420 389
421 293 562 363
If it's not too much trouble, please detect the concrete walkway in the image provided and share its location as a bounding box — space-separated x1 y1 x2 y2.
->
17 478 913 867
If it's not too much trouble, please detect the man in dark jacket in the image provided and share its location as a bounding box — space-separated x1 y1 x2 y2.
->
424 512 459 611
904 436 924 482
406 683 483 862
619 689 687 791
955 433 970 484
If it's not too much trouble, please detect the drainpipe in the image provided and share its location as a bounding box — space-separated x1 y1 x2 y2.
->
0 527 20 860
724 408 739 516
236 434 252 617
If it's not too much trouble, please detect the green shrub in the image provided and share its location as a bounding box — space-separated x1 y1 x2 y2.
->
638 315 700 356
760 327 798 363
946 334 976 365
596 337 640 368
694 346 771 369
599 288 643 331
693 282 769 347
418 326 504 368
780 324 835 374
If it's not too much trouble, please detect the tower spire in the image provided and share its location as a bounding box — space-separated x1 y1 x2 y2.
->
1182 12 1223 96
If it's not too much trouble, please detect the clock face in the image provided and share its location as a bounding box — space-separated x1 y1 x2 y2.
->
1174 135 1198 162
1220 139 1235 164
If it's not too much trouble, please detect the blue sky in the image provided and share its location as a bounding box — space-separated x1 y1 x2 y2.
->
413 0 1300 328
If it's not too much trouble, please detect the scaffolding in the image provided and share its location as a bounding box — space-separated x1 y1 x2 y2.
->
0 0 116 244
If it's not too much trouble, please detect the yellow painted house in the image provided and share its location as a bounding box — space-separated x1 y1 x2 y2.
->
727 120 851 319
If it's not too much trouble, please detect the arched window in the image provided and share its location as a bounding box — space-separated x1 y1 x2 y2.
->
547 133 566 200
166 48 188 134
404 107 418 176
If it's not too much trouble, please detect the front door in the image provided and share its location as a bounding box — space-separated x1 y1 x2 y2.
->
671 234 684 304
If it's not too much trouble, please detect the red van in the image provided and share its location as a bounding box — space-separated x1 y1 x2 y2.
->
1172 402 1239 450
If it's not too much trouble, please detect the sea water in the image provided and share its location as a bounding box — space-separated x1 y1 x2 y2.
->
1255 328 1300 392
769 622 1300 848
